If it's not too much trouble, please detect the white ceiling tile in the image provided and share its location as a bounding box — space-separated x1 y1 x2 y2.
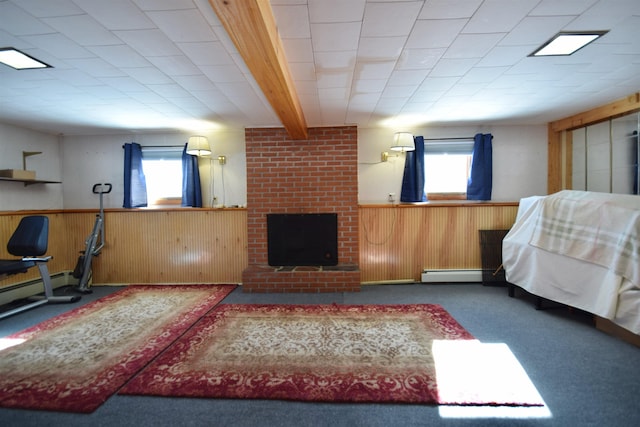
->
173 75 218 91
293 80 319 95
311 22 361 51
406 19 468 49
133 0 198 11
381 84 417 98
123 66 173 84
356 61 396 80
176 41 234 66
114 29 183 56
146 9 217 43
65 57 127 78
418 0 483 19
459 66 509 84
200 65 247 83
316 72 353 89
146 55 200 76
358 36 406 61
476 45 534 67
315 51 356 70
349 92 380 108
99 76 148 93
354 79 387 93
288 62 317 81
0 2 54 35
272 5 310 38
499 16 574 46
0 0 639 135
87 45 151 68
388 69 429 86
147 83 191 98
361 1 423 37
318 87 349 100
529 0 599 16
13 0 84 18
42 15 122 46
21 33 94 59
444 33 505 59
464 0 539 33
396 48 446 70
308 0 365 23
417 77 460 93
281 38 314 62
72 0 156 30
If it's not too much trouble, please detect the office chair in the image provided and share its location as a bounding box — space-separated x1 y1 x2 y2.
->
0 216 80 320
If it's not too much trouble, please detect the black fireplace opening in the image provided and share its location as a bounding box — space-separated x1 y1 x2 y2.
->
267 213 338 266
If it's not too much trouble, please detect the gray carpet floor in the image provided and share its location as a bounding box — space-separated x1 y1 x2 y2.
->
1 283 639 427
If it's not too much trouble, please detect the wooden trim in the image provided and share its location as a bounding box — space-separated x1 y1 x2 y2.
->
426 192 466 200
208 0 307 140
547 124 564 194
550 92 640 132
547 92 640 194
359 201 519 208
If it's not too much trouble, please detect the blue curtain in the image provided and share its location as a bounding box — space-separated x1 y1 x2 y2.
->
181 144 203 207
123 142 147 208
467 133 493 200
400 135 427 202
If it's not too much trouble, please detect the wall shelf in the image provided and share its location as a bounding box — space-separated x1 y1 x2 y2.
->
0 177 61 186
0 151 61 186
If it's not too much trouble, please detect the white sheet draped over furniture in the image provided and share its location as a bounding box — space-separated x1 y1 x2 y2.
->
503 190 640 334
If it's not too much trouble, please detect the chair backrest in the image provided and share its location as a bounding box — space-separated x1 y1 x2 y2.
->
7 216 49 257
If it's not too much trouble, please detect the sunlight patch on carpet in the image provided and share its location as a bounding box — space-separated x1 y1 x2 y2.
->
433 340 547 415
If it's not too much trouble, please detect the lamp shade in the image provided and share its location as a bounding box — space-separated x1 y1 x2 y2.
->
186 135 211 156
390 132 415 152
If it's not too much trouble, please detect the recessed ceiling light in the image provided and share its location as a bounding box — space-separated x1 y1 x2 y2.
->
530 31 608 57
0 47 51 70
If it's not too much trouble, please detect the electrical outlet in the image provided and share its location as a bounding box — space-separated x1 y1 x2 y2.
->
388 193 395 203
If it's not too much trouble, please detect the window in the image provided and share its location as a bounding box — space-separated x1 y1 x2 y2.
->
423 140 473 200
141 147 183 206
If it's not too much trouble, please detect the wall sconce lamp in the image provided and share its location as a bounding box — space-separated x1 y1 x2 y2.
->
217 155 226 165
186 135 211 156
381 132 414 162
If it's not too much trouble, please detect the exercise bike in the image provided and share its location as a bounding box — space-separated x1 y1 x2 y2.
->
73 183 111 294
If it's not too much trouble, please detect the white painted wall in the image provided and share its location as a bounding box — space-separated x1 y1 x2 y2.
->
61 129 247 209
0 123 64 211
2 120 547 211
358 124 548 203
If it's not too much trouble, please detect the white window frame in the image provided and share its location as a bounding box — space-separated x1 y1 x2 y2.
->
423 139 474 200
141 146 183 207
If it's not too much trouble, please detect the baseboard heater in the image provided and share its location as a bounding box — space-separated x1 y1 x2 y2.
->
421 269 483 283
0 271 78 306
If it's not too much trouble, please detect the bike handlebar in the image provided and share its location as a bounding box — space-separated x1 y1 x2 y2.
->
93 183 112 194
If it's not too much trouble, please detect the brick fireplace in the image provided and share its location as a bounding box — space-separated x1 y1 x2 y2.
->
242 126 361 292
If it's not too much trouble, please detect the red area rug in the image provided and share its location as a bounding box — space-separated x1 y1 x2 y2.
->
0 284 235 413
120 304 544 406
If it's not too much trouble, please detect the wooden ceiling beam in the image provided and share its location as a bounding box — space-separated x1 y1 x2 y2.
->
208 0 308 140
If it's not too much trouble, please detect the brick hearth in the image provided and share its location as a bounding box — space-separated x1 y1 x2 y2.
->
242 126 360 293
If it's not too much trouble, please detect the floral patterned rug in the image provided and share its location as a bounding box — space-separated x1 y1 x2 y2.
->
120 303 543 406
0 284 235 413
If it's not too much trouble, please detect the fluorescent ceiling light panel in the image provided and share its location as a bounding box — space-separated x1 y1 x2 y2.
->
0 48 51 69
530 32 607 57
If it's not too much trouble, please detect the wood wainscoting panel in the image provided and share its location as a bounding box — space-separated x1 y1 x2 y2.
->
1 209 248 288
359 204 518 283
92 209 247 284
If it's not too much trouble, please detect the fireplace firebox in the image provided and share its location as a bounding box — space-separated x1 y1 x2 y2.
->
267 213 338 266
